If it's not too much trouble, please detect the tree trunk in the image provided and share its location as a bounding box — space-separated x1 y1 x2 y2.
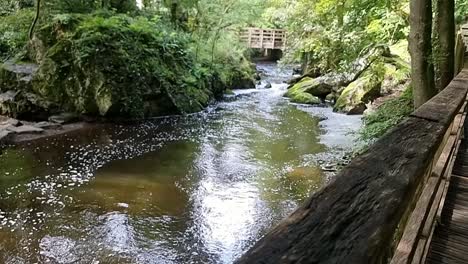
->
410 0 436 109
171 2 178 25
434 0 455 91
29 0 41 40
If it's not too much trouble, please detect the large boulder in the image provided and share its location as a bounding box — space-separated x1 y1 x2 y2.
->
284 79 322 105
288 91 322 105
334 72 383 115
27 15 193 118
0 61 38 93
0 90 52 119
288 77 333 97
284 77 333 105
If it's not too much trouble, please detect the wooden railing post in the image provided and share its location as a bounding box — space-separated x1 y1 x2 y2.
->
272 30 276 49
260 29 264 49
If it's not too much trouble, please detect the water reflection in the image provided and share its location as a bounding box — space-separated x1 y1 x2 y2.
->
0 63 362 263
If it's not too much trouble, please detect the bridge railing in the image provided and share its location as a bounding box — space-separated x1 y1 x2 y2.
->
236 36 468 264
240 27 286 50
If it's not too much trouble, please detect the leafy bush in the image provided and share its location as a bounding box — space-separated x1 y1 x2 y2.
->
44 0 137 14
0 9 34 61
0 0 34 16
30 14 210 117
16 12 253 118
456 0 468 23
359 87 413 142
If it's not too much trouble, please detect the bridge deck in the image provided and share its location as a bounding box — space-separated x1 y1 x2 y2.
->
427 121 468 264
240 28 286 50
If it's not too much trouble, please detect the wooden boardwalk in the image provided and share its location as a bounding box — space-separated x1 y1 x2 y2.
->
427 121 468 264
424 27 468 264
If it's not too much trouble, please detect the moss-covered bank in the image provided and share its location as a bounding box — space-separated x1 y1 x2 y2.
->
359 87 413 142
0 12 255 119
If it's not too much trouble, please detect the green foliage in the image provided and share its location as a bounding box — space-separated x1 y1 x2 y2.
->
359 87 413 142
19 11 254 118
0 0 261 118
0 9 34 61
0 0 34 16
456 0 468 23
32 13 208 117
44 0 137 14
259 0 409 73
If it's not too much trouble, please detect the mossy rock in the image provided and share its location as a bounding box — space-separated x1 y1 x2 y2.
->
334 68 384 115
390 40 410 63
24 14 231 118
285 89 321 105
226 60 256 89
0 61 38 93
287 77 332 97
284 77 325 105
2 13 255 119
381 62 409 93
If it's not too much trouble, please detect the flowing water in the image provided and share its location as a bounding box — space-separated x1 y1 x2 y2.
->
0 63 361 264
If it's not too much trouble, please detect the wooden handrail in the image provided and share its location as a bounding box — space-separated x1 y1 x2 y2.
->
391 97 467 264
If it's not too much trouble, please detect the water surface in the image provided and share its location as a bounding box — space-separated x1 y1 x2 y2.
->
0 63 361 263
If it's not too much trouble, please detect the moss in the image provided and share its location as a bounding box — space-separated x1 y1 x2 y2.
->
390 40 410 63
287 77 332 97
290 93 321 104
224 89 235 95
0 10 256 119
24 13 233 118
334 64 385 114
0 9 34 61
359 87 413 142
284 77 323 105
285 89 321 105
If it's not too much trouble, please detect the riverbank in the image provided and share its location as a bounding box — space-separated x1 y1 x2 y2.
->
0 10 257 121
0 113 99 148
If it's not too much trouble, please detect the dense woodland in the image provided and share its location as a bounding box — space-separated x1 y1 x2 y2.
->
1 0 468 142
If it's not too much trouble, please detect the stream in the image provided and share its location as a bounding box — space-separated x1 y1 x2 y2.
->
0 63 361 264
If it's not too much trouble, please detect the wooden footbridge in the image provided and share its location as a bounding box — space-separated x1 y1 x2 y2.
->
235 30 468 264
240 27 287 50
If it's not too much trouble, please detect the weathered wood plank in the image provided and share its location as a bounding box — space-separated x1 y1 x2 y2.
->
411 238 427 264
422 137 457 236
391 176 441 264
411 70 468 124
236 117 447 264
